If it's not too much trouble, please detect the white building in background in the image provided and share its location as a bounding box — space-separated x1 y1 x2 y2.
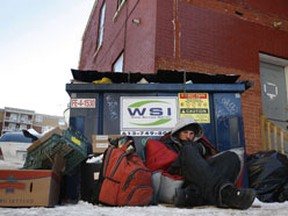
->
0 107 67 135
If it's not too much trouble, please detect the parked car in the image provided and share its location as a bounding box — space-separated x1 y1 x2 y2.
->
0 130 40 168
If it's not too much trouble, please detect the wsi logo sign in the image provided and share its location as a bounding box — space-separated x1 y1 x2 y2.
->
121 97 178 129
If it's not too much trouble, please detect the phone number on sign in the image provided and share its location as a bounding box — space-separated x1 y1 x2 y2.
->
121 130 169 136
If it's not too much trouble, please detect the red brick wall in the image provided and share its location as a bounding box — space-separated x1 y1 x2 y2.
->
155 0 175 58
79 0 157 73
218 0 288 19
79 0 126 71
155 0 288 154
246 0 288 19
125 0 157 73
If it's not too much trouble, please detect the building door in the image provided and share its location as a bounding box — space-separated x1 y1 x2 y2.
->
260 60 288 129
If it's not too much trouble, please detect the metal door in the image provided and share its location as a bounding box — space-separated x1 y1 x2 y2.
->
260 62 288 129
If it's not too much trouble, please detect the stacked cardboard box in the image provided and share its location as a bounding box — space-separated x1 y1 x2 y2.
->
0 127 88 207
0 155 64 207
91 135 120 153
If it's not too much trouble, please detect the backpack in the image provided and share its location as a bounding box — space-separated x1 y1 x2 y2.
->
96 139 153 206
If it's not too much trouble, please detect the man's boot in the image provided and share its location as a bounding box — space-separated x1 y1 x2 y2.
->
219 184 256 210
174 187 204 207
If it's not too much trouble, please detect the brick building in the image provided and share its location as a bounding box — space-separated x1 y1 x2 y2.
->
0 107 67 135
78 0 288 154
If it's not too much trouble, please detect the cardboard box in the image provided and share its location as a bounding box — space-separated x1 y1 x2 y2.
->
0 155 64 207
91 135 120 153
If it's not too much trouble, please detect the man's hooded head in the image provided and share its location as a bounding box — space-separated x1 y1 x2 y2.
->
171 117 203 142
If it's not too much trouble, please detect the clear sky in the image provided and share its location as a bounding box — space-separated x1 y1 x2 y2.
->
0 0 95 116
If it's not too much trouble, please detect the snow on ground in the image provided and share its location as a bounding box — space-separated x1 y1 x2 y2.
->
1 161 288 215
1 199 288 216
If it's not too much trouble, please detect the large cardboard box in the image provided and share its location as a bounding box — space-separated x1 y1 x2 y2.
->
0 155 64 207
91 135 120 153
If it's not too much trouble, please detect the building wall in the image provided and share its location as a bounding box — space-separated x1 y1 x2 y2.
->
79 0 157 73
79 0 288 154
153 0 288 153
33 113 67 133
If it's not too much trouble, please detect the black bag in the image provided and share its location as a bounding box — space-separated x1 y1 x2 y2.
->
247 150 288 202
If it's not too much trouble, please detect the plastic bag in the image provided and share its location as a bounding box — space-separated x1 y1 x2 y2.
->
247 150 288 202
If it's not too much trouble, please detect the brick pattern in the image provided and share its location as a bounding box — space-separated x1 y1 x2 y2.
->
154 1 288 154
79 0 288 154
79 0 157 73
